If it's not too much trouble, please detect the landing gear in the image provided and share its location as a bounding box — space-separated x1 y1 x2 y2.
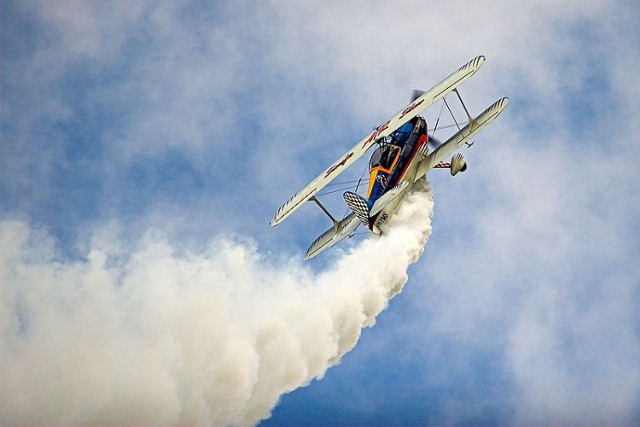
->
450 153 467 176
434 153 467 176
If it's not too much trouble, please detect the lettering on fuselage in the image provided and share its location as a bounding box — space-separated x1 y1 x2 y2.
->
376 212 389 229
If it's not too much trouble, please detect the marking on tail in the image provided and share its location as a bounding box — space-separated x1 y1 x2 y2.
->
343 192 370 227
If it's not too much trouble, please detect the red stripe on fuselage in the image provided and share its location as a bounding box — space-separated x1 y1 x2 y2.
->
393 133 428 185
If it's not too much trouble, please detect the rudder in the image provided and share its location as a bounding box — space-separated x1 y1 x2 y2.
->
343 191 371 227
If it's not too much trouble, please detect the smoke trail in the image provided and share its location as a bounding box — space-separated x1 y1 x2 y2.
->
1 179 434 425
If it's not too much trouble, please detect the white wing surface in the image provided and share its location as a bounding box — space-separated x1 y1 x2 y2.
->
270 55 487 226
304 213 361 260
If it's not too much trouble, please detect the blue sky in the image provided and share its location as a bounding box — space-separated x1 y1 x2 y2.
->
2 1 639 425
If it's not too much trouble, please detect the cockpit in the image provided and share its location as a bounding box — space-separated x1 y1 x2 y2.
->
389 121 415 145
368 120 415 172
365 118 422 201
369 144 401 172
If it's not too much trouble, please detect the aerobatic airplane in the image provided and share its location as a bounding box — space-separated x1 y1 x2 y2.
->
271 56 508 259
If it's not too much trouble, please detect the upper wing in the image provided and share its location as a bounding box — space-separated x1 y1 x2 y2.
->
414 97 509 181
270 55 487 226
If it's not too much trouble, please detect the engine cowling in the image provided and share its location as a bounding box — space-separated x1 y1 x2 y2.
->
450 153 467 176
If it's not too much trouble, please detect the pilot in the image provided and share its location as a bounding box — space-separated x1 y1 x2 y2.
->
381 145 399 169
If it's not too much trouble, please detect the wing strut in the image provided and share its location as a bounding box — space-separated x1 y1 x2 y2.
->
310 196 339 229
453 89 474 124
453 89 477 146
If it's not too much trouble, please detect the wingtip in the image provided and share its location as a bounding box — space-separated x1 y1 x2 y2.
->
461 55 486 74
303 247 315 260
497 96 510 109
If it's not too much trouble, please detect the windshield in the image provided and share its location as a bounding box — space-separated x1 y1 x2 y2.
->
369 145 400 171
390 121 414 145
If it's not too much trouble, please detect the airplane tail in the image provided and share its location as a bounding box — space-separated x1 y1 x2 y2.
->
343 192 371 227
344 182 410 230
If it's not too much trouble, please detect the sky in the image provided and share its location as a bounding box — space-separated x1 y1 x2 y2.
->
2 0 639 425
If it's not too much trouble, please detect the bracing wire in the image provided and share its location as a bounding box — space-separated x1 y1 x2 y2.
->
428 122 459 132
431 99 447 136
317 183 369 197
324 178 366 188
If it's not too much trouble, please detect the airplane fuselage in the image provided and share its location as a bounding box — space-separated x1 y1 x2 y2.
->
366 116 429 234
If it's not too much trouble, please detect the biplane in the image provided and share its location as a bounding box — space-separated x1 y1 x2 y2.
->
271 56 508 259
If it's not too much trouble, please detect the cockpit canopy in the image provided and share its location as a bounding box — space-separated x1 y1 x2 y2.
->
390 121 415 145
368 120 416 172
369 144 400 171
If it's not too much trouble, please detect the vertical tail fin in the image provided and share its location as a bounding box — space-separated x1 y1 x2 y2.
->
343 192 371 227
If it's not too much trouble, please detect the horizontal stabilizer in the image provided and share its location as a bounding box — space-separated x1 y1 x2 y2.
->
305 213 360 260
370 181 409 216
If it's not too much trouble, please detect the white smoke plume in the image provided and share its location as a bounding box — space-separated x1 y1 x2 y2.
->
1 179 434 425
